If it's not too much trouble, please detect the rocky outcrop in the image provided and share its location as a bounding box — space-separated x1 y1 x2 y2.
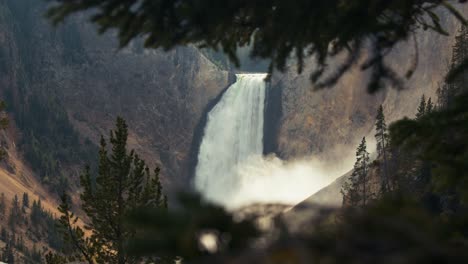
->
0 1 233 190
270 7 467 165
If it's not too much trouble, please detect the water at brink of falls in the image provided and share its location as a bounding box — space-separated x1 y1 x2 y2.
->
195 74 267 207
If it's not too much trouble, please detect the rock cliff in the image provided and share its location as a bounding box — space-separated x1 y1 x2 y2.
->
0 0 233 191
275 6 468 210
270 6 466 164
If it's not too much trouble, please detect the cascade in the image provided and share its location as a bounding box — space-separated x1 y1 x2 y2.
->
195 73 348 209
195 74 267 206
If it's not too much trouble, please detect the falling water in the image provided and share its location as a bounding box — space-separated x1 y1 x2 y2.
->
195 74 354 209
195 74 267 206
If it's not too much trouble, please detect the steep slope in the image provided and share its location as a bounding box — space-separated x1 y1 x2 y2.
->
270 7 467 164
0 124 58 214
0 0 233 192
265 7 467 209
261 6 468 215
0 1 234 258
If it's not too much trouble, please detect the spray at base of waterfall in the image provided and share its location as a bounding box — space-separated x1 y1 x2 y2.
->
225 152 354 209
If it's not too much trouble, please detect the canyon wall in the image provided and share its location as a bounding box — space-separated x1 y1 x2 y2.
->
276 6 468 209
270 7 467 165
0 0 233 191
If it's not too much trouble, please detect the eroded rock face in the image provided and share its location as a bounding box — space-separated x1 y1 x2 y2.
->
0 2 233 189
275 6 468 210
270 6 466 164
271 63 384 161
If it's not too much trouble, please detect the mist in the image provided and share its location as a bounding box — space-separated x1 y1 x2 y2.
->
224 153 353 209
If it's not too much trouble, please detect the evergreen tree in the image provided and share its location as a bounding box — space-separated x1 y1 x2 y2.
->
1 240 14 263
16 236 24 252
426 97 434 114
45 251 69 264
438 25 468 109
452 25 468 64
9 232 15 248
375 105 389 192
30 199 42 224
342 137 371 206
0 193 5 220
57 193 95 264
416 95 427 119
0 226 6 241
22 192 29 208
58 117 167 264
0 101 8 161
9 195 22 230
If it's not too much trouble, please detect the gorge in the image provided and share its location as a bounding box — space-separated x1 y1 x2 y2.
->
0 1 463 210
195 74 353 208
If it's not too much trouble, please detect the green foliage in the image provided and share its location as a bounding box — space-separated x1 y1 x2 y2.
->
416 94 427 119
428 97 434 112
57 117 167 264
390 23 468 203
29 198 67 252
0 226 6 241
446 25 468 83
342 137 372 206
45 251 69 264
390 91 468 202
33 5 468 263
57 193 95 264
375 105 389 154
8 195 23 231
1 239 14 263
9 92 97 193
375 105 390 192
0 193 6 219
22 192 29 208
415 94 434 120
1 1 95 192
273 196 468 264
0 101 9 161
438 25 468 108
47 0 466 92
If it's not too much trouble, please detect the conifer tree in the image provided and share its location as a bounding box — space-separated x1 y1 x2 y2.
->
416 95 427 119
57 193 94 264
58 117 167 264
0 226 6 241
342 137 371 206
9 195 22 230
22 192 29 208
30 199 42 224
426 97 434 114
45 251 69 264
451 25 468 77
1 240 14 263
0 101 8 161
10 232 15 248
0 193 5 220
438 26 468 110
375 105 389 192
16 236 24 252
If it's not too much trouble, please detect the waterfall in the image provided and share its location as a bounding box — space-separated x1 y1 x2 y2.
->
195 73 267 206
195 74 352 209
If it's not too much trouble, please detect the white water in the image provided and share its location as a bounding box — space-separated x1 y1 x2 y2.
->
195 74 354 209
195 74 267 206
